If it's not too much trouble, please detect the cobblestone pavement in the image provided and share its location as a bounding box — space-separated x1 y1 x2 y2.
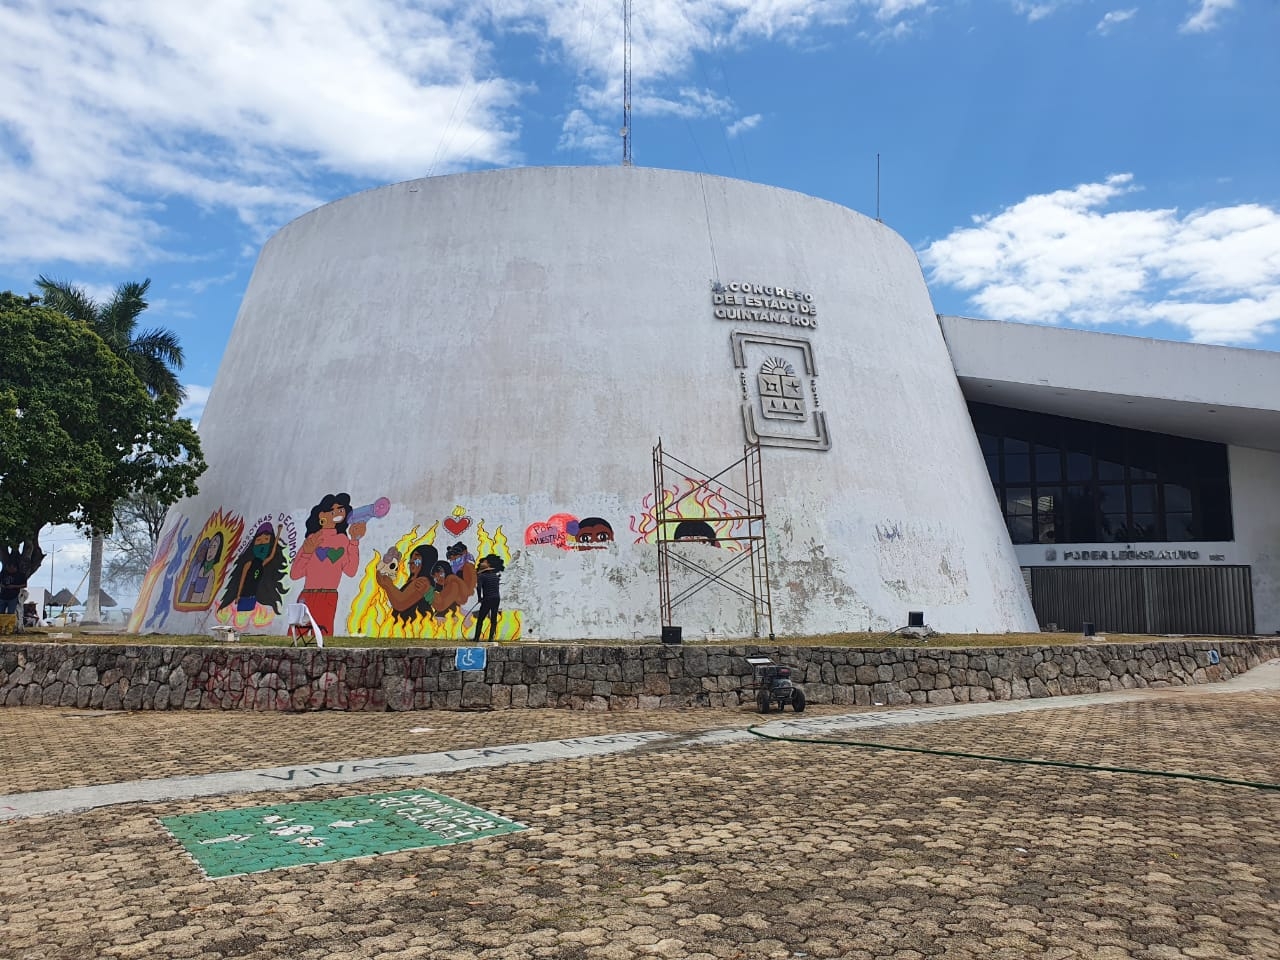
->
1 669 1278 959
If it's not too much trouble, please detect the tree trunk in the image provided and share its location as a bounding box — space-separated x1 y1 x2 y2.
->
83 531 104 624
10 536 45 629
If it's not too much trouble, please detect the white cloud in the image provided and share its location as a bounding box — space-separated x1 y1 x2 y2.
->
557 109 620 160
1096 8 1137 34
179 384 212 426
0 1 947 268
871 0 930 19
0 0 1232 280
185 271 240 295
35 524 93 599
1181 0 1236 33
0 0 522 268
920 174 1280 345
727 114 764 137
1012 1 1067 23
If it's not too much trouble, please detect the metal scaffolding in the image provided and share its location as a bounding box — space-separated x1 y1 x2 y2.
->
652 439 774 639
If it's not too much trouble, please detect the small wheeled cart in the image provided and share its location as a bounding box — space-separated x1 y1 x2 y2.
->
746 656 806 714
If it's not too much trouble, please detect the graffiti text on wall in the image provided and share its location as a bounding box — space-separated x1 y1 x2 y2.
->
525 514 615 551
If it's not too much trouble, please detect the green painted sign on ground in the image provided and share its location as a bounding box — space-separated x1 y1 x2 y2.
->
161 789 525 878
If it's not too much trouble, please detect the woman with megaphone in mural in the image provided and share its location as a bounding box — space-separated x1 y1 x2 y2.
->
290 493 366 636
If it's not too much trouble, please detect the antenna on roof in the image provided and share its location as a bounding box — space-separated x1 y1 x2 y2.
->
876 153 881 222
622 0 633 166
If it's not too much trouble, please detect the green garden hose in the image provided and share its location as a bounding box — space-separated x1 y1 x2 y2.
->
746 725 1280 792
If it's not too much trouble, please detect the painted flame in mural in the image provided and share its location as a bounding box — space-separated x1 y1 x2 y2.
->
215 601 277 630
629 476 746 550
346 519 521 640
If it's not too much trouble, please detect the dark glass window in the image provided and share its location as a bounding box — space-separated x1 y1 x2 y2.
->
1004 487 1033 543
1036 488 1064 543
1064 485 1094 541
1003 456 1030 483
1130 484 1157 513
1164 484 1192 512
1035 448 1062 482
1097 457 1125 482
1166 513 1194 540
969 403 1233 545
1066 451 1092 481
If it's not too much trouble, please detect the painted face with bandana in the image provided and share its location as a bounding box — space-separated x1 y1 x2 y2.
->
252 531 273 561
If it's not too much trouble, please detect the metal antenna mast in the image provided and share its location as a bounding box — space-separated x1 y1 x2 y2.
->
622 0 632 166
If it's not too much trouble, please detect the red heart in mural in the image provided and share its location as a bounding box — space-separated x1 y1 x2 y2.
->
444 515 471 536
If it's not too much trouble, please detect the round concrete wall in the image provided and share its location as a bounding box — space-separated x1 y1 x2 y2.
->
130 167 1037 640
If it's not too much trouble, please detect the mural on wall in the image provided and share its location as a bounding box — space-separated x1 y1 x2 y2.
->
670 519 720 545
214 514 298 629
443 541 480 605
369 536 478 623
290 493 390 638
630 478 746 550
442 505 472 538
348 506 521 640
174 509 245 612
524 514 616 550
128 516 191 632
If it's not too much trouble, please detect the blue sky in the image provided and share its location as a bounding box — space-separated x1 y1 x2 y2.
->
2 0 1277 597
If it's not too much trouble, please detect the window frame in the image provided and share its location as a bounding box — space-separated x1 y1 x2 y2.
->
971 403 1233 546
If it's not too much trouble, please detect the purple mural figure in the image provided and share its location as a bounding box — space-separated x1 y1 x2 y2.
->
178 532 225 607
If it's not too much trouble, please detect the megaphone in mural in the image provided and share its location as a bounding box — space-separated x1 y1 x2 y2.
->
349 497 392 526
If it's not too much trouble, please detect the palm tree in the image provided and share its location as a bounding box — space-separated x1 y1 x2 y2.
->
35 276 186 623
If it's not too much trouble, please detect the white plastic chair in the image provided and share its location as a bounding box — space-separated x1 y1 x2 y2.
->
286 603 324 648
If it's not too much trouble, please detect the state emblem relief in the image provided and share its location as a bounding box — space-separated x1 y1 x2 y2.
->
757 357 806 421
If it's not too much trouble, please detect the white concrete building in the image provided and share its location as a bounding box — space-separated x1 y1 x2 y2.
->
128 168 1280 640
943 316 1280 636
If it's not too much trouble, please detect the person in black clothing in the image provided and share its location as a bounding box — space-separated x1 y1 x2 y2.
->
472 554 504 642
0 555 26 616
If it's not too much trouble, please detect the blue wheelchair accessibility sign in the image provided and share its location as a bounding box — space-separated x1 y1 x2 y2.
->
455 647 487 671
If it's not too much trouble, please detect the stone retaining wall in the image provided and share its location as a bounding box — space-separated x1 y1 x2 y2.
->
2 638 1277 712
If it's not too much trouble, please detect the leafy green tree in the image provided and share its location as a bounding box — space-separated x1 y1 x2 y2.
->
0 292 204 594
35 276 187 621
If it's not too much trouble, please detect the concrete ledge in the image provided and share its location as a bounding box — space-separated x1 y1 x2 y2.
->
1 639 1276 712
